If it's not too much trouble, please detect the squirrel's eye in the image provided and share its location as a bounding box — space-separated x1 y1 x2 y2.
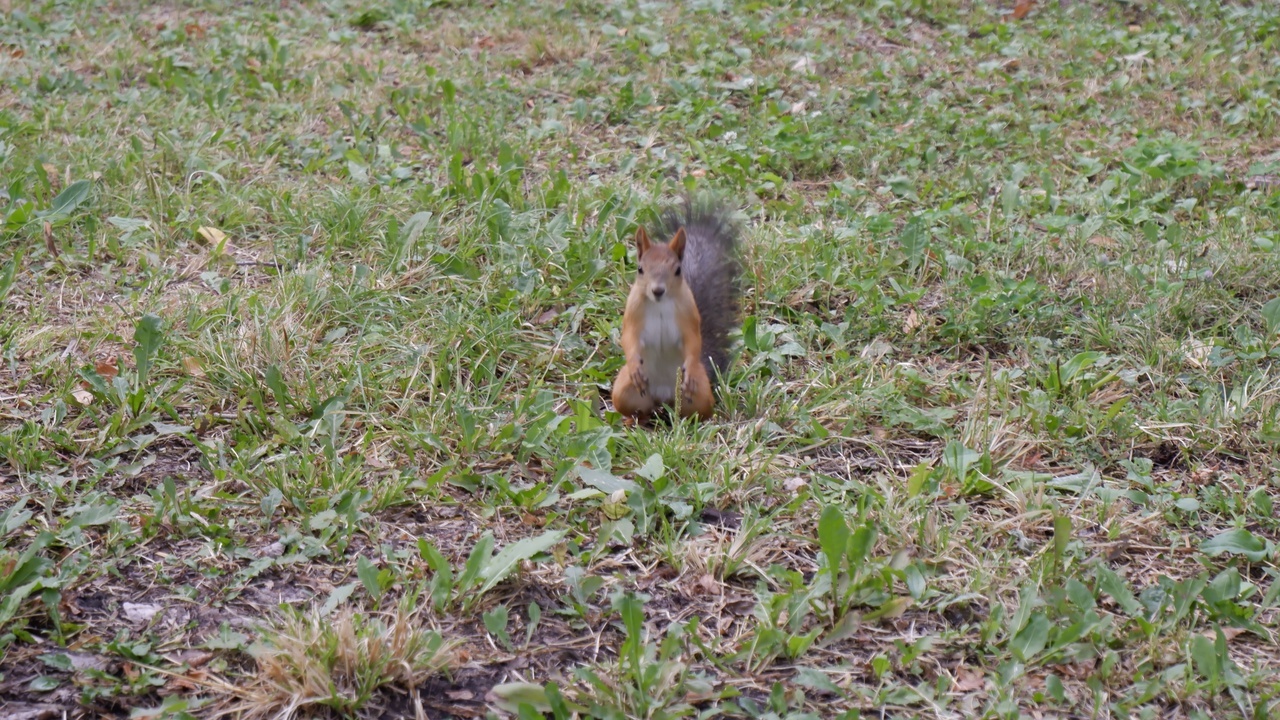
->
637 267 644 275
675 266 682 276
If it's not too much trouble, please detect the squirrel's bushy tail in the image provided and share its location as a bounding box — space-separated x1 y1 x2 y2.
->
656 194 744 384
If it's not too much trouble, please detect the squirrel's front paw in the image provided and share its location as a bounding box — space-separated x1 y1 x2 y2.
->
631 365 649 397
681 367 703 398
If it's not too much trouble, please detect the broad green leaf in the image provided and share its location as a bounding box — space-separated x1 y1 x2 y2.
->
418 539 450 575
4 200 35 230
904 563 926 600
1190 634 1219 683
1201 528 1270 562
483 605 511 649
635 453 664 482
1008 583 1039 642
613 591 645 646
1011 613 1050 661
264 364 291 409
0 247 21 303
67 504 117 529
28 676 59 692
321 582 357 615
40 653 74 672
905 462 932 497
1065 579 1095 611
1263 574 1280 610
793 667 844 696
39 179 92 221
942 441 979 482
151 421 192 436
525 601 541 645
1001 178 1020 216
1205 567 1242 602
356 556 383 600
1 497 31 535
478 529 565 595
133 314 164 386
819 611 861 647
1059 351 1103 385
848 525 876 569
817 505 850 568
490 683 577 714
1262 297 1280 336
576 466 638 494
458 533 494 591
1053 514 1071 566
1095 565 1142 615
403 210 434 246
1045 674 1066 702
898 216 927 267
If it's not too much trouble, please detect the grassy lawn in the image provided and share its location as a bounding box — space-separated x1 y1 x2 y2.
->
3 0 1280 718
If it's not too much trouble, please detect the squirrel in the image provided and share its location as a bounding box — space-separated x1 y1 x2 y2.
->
611 197 743 422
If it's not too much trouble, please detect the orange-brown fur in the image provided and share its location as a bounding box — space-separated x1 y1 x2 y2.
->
612 226 715 420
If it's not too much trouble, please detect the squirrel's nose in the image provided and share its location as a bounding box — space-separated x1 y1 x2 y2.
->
652 286 666 299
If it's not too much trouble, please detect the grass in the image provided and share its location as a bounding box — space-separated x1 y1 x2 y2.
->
2 0 1279 718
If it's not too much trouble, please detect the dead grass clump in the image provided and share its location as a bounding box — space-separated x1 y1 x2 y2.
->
220 603 456 720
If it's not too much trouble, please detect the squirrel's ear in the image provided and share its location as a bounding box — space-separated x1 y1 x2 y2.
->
669 227 687 259
634 226 650 258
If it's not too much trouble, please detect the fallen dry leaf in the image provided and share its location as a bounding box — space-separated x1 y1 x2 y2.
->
43 222 58 258
95 358 120 381
903 308 922 334
783 476 809 493
1201 627 1246 641
861 339 894 361
692 573 721 596
123 602 163 623
446 690 474 701
42 164 60 190
181 356 205 377
164 668 209 693
954 665 986 692
196 226 227 247
1012 0 1034 20
71 389 94 406
167 649 214 667
1245 175 1279 191
1183 338 1213 369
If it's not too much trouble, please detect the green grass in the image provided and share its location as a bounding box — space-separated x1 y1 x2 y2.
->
2 0 1280 718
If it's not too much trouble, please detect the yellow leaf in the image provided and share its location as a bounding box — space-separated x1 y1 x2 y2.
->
863 596 913 622
196 226 230 254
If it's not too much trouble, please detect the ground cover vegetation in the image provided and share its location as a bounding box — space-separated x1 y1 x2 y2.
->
2 0 1279 718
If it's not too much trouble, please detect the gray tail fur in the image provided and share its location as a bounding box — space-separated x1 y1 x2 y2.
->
655 195 744 384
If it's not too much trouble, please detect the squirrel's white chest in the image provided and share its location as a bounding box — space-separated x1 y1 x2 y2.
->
639 302 685 404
